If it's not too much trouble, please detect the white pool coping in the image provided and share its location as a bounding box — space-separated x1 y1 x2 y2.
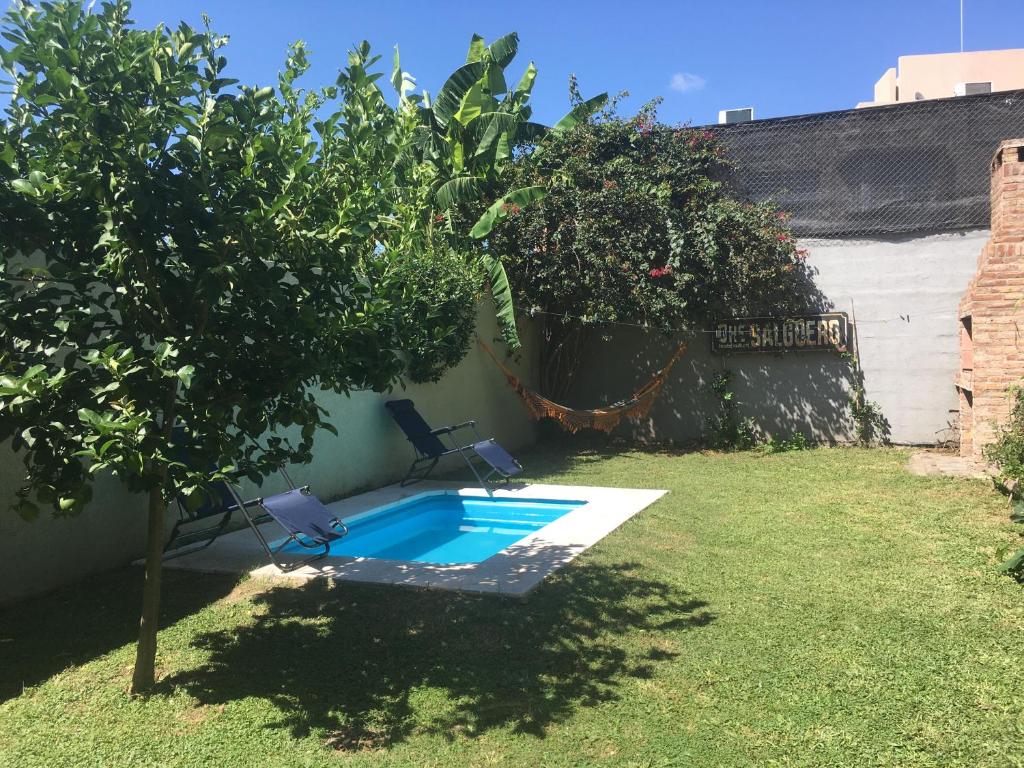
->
163 481 667 596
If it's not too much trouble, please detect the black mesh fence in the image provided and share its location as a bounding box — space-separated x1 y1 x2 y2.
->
710 89 1024 239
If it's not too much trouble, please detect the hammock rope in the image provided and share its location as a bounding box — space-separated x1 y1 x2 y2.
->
478 339 688 434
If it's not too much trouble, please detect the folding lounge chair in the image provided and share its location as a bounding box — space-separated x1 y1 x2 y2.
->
164 430 347 571
384 399 523 494
222 471 349 572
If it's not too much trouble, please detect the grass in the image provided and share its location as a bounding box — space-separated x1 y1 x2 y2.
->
1 444 1023 767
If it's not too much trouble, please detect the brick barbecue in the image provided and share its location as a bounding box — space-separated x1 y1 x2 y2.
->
958 138 1024 461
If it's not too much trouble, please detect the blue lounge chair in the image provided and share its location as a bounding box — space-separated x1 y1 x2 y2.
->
164 430 347 571
224 477 349 572
384 399 523 494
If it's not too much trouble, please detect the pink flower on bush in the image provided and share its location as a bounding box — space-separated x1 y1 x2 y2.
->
649 266 672 278
635 116 654 135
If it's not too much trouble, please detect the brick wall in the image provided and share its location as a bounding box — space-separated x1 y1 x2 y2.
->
958 139 1024 462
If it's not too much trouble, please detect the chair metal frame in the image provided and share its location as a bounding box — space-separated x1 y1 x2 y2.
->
162 498 240 560
400 420 491 489
163 426 253 559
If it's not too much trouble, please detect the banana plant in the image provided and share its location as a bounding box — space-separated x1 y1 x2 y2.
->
394 33 606 349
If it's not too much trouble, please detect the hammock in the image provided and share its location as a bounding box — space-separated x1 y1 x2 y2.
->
478 339 688 434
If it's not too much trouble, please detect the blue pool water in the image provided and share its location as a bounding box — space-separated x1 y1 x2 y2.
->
278 494 584 565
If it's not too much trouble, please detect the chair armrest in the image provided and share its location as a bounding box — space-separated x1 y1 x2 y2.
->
430 420 476 436
331 516 350 537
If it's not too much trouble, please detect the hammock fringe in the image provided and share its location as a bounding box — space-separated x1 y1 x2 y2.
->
478 340 688 434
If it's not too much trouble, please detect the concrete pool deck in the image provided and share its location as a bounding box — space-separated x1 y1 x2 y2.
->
163 481 667 596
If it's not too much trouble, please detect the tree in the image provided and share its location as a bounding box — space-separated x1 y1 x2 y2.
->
403 33 606 349
492 99 818 400
0 1 409 692
329 42 485 384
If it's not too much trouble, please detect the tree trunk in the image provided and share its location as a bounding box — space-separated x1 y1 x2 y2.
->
130 381 176 695
130 478 168 694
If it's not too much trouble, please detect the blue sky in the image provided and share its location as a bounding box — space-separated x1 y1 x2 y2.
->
119 1 1020 126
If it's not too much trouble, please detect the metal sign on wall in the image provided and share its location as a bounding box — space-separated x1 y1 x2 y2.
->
711 313 850 354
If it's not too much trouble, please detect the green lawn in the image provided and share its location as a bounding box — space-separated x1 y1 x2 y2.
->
1 445 1023 767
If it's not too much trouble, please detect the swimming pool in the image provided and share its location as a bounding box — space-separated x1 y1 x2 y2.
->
276 493 586 565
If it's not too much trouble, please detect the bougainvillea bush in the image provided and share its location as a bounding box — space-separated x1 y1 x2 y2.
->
492 96 820 399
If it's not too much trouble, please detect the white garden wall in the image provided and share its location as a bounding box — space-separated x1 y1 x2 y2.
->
569 230 986 446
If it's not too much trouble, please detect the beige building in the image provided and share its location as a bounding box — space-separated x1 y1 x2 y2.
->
857 49 1024 108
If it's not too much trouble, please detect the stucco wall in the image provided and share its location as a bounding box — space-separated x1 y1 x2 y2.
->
897 50 1024 102
0 302 538 604
569 230 986 446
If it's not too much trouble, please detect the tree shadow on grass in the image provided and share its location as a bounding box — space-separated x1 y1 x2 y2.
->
0 567 239 702
162 560 713 751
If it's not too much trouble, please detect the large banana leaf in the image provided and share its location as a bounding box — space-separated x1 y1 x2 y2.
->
390 46 415 100
433 61 486 127
517 121 549 143
551 92 608 134
391 46 403 92
485 64 507 98
495 131 511 164
468 111 520 158
466 34 486 63
453 80 499 126
482 253 521 350
508 62 537 108
470 185 547 239
434 175 489 210
452 139 465 173
527 93 609 160
998 546 1024 575
487 33 519 69
413 121 449 165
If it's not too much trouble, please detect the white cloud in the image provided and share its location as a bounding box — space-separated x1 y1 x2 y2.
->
669 72 706 93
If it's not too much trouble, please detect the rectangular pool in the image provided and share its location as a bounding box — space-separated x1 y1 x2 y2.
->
277 493 586 565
